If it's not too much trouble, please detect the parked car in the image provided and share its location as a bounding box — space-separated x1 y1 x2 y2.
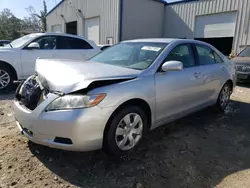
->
0 33 100 92
231 47 250 83
14 39 236 156
98 44 111 51
0 40 11 47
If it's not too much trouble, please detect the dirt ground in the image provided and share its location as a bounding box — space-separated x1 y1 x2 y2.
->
1 85 250 188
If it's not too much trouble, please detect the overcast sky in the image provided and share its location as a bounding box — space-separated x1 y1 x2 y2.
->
0 0 180 19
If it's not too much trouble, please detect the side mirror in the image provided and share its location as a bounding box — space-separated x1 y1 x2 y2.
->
27 42 40 50
161 61 183 72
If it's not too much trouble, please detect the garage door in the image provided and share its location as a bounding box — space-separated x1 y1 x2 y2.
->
84 17 100 44
195 12 237 38
51 25 62 33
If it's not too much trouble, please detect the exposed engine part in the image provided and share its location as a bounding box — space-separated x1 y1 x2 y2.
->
16 75 42 110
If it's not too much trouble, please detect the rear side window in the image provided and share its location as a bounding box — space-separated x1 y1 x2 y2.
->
195 45 216 65
165 44 195 68
57 36 93 49
214 52 224 63
196 45 224 65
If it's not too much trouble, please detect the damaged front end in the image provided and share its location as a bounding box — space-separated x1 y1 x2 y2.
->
15 75 49 110
15 75 134 111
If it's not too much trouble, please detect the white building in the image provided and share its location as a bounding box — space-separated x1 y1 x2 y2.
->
164 0 250 55
46 0 250 55
46 0 165 45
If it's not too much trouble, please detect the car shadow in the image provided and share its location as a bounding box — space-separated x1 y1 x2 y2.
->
0 92 15 100
237 83 250 89
28 100 250 188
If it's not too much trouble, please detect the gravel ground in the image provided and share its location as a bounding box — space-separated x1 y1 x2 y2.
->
1 85 250 188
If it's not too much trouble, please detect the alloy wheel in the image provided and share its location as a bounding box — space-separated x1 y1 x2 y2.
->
220 85 230 108
0 69 10 89
115 113 143 151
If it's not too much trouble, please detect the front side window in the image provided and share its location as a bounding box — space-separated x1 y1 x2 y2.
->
165 44 195 68
32 36 57 50
90 42 168 70
238 47 250 57
57 36 93 49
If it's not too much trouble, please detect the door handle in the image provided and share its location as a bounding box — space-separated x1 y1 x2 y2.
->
221 67 226 71
193 72 201 78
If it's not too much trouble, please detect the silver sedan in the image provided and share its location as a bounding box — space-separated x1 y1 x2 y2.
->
14 39 236 155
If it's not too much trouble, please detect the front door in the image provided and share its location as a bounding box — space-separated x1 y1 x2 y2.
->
155 44 203 124
21 36 57 77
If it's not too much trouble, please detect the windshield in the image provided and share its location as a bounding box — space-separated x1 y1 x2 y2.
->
10 34 38 48
90 42 168 70
238 47 250 57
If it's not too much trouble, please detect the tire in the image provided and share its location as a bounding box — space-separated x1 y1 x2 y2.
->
216 82 232 112
103 105 148 156
0 64 15 93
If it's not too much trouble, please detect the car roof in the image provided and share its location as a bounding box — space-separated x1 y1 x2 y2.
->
27 32 89 40
122 38 205 44
123 38 179 43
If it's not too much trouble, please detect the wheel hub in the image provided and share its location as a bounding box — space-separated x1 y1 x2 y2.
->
220 85 230 107
0 69 10 89
115 113 143 151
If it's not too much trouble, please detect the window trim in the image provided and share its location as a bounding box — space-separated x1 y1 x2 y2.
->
157 43 197 72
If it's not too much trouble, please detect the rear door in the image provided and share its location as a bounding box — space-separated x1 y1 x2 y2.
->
155 43 204 123
193 44 226 103
56 36 99 60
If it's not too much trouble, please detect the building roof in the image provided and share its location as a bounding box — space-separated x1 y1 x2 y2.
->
46 0 167 16
167 0 199 5
153 0 167 5
46 0 64 16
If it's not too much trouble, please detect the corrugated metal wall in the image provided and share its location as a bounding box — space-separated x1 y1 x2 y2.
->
164 0 250 53
122 0 165 40
46 0 120 44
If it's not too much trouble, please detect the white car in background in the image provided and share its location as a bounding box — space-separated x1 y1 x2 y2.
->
0 33 101 92
98 44 111 51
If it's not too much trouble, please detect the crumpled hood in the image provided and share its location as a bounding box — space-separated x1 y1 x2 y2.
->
35 59 140 94
231 57 250 64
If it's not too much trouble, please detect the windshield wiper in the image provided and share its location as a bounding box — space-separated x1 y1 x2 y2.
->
9 43 13 48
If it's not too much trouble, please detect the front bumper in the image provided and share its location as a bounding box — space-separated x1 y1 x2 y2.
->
14 93 115 151
236 72 250 83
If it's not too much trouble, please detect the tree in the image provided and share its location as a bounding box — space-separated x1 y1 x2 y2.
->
0 1 48 40
23 6 43 32
0 9 22 40
25 0 48 32
35 0 48 32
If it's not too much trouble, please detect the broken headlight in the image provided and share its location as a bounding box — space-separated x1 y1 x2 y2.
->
46 94 106 111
